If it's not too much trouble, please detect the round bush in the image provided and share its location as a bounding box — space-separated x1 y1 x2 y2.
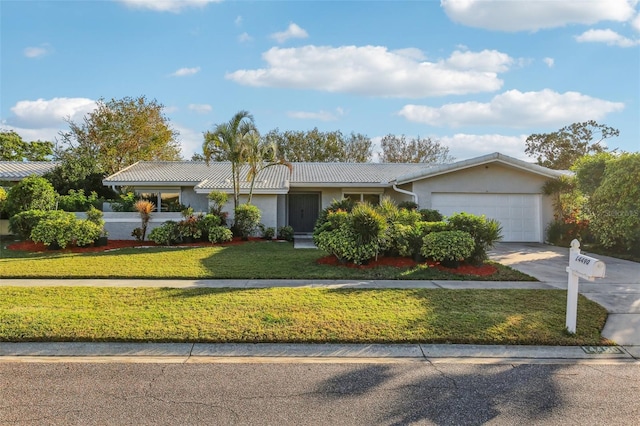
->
421 230 475 263
10 209 71 239
4 175 56 218
234 203 261 239
148 221 181 246
208 226 233 243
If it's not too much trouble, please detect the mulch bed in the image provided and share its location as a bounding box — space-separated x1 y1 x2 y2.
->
316 255 497 276
6 237 264 254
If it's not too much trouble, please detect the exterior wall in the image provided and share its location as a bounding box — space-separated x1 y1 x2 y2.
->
0 219 10 236
411 163 554 240
216 194 279 233
101 212 184 240
181 187 208 212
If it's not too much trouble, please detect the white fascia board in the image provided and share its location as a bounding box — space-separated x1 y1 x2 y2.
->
290 182 391 188
194 188 289 195
101 181 200 187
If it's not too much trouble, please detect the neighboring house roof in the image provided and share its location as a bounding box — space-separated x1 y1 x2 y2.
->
102 153 565 193
0 161 58 181
394 152 569 184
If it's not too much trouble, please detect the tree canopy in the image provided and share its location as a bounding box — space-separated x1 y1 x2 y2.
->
525 120 619 170
0 130 53 161
3 175 56 218
379 134 454 164
263 128 372 162
57 96 181 176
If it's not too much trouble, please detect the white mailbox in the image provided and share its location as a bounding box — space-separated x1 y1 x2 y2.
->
569 253 606 281
565 239 606 334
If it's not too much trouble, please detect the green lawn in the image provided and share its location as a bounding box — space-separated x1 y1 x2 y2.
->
0 287 609 345
0 240 534 281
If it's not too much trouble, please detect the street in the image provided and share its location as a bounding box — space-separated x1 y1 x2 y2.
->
1 361 639 425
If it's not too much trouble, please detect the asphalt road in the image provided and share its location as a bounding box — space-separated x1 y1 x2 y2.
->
2 361 639 425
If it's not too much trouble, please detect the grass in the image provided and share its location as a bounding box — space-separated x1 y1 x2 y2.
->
0 287 609 345
0 240 534 281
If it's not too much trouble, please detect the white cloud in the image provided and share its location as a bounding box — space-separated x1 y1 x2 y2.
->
0 123 62 144
633 13 640 32
543 57 555 68
8 97 97 128
188 103 212 114
238 32 253 43
271 23 309 43
23 44 53 58
287 108 343 121
398 89 624 128
172 124 204 159
227 46 511 98
441 0 636 32
235 15 243 26
575 29 640 47
117 0 220 13
171 66 201 77
445 49 514 72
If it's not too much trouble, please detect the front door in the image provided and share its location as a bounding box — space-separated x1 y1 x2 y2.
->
288 194 320 233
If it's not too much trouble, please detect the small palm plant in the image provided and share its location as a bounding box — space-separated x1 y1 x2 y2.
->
134 200 155 241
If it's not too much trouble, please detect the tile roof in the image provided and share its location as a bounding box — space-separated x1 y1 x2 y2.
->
0 161 58 180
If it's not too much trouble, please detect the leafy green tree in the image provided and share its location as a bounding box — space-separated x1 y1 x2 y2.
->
263 128 372 162
0 130 53 161
57 96 181 176
525 120 619 170
585 153 640 251
3 175 56 217
572 152 616 196
203 110 256 211
379 134 454 163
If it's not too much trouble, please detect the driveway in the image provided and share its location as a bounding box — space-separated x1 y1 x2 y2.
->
490 242 640 345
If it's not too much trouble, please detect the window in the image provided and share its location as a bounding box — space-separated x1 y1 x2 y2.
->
137 191 181 212
343 193 381 205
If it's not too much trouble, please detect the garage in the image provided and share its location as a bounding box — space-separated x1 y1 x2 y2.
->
431 193 542 243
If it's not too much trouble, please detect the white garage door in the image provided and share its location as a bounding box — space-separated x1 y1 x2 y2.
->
431 193 542 242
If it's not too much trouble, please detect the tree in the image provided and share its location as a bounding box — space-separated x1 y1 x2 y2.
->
243 129 291 204
0 130 53 161
379 134 454 163
582 153 640 251
3 175 56 217
45 146 115 199
263 128 372 162
58 96 181 176
203 110 256 211
525 120 619 170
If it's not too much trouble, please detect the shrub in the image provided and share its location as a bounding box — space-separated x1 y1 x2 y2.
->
198 214 221 241
110 192 137 212
0 187 7 218
178 212 203 241
86 206 107 237
417 221 450 234
234 203 261 239
31 214 76 249
258 224 276 239
73 220 103 247
208 226 233 243
9 209 69 239
131 227 144 241
419 209 443 222
57 189 101 212
148 221 182 246
4 175 56 217
398 200 419 210
421 230 475 265
314 225 380 265
208 191 228 213
30 212 101 249
384 223 415 257
447 212 503 265
350 203 387 245
277 225 295 242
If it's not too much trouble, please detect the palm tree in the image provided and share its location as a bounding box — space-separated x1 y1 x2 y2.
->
244 130 292 204
202 110 256 211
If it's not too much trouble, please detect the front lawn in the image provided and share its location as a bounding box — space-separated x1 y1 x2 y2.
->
0 287 608 345
0 240 534 281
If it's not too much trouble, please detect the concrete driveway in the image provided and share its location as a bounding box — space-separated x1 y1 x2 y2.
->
490 242 640 345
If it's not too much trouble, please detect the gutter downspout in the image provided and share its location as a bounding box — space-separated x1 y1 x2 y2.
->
392 184 418 205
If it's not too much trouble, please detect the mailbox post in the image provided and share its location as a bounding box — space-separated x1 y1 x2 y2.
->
565 239 606 334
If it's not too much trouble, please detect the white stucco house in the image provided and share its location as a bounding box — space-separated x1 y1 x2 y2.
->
102 152 566 243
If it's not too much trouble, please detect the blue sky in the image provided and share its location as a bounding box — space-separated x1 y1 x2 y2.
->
2 0 639 161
